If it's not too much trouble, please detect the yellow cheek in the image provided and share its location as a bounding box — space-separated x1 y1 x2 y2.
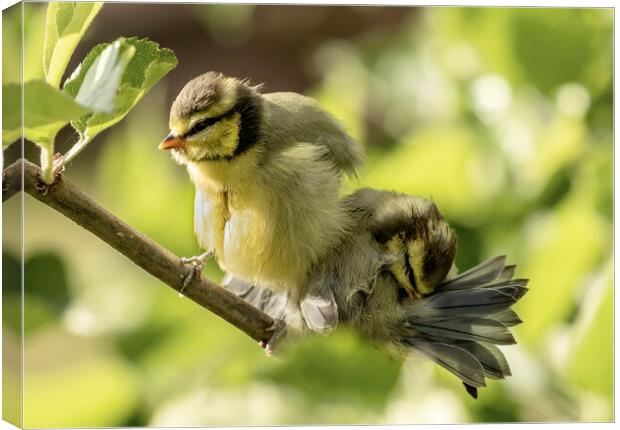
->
208 113 241 157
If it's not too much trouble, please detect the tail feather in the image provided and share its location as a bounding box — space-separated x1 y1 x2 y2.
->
477 278 530 290
437 256 507 291
490 309 523 327
498 265 516 282
453 341 512 380
397 256 527 396
403 338 486 387
407 317 516 345
408 288 518 319
495 284 529 300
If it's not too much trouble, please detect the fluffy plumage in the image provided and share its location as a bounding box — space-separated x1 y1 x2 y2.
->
221 189 528 398
164 72 527 398
166 72 362 298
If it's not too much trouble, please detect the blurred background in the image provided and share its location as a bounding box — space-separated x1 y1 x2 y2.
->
2 3 613 426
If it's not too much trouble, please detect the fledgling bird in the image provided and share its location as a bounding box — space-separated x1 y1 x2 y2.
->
160 72 362 341
223 188 528 399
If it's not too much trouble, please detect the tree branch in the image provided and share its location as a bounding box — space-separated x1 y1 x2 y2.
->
2 158 22 201
2 159 275 342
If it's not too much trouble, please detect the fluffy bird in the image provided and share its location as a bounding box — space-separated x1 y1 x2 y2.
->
160 72 361 338
224 188 528 399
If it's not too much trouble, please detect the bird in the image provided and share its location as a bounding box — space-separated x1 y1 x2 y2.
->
223 188 528 399
160 71 362 342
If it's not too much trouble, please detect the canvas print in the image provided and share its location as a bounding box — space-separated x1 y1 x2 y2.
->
1 2 613 427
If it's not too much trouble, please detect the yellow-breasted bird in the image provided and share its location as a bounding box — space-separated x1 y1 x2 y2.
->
160 71 362 338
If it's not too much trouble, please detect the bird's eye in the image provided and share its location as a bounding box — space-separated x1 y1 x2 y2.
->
187 117 219 136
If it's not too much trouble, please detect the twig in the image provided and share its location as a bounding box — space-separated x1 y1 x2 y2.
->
2 159 275 342
60 136 91 167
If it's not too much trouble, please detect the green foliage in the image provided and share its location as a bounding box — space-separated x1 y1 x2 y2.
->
73 40 136 113
64 37 178 141
259 330 402 412
24 4 49 82
43 2 103 88
19 80 90 149
2 252 21 333
3 251 72 335
7 1 102 151
2 3 22 84
25 253 71 309
568 268 613 399
8 2 177 175
24 331 139 428
2 83 21 148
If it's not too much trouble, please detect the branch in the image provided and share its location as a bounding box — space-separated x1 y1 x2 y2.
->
2 158 22 201
2 159 275 342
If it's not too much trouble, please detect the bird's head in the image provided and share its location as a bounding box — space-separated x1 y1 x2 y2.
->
367 192 458 297
406 204 458 295
160 72 263 164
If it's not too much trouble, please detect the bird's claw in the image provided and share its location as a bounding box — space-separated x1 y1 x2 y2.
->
259 319 287 357
180 261 203 295
180 254 210 265
179 252 213 296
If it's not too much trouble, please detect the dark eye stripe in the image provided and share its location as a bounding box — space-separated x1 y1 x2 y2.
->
186 116 220 136
185 111 234 136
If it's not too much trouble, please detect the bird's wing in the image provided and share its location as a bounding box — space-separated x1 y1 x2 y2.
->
221 273 338 333
221 274 288 321
262 92 363 176
299 279 338 334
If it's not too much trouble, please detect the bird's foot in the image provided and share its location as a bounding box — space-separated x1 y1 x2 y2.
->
179 251 213 297
259 319 287 357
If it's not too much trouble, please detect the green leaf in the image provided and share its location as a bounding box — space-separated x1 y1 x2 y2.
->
43 2 103 88
73 40 135 113
24 4 49 82
2 83 21 148
19 80 90 149
64 37 177 141
3 3 22 85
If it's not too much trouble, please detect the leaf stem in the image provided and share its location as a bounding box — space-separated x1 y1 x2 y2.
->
40 146 54 185
62 136 91 165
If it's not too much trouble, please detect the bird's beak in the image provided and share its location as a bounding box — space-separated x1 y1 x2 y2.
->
159 133 186 150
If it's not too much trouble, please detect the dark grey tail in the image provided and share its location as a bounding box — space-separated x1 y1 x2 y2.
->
399 256 528 398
